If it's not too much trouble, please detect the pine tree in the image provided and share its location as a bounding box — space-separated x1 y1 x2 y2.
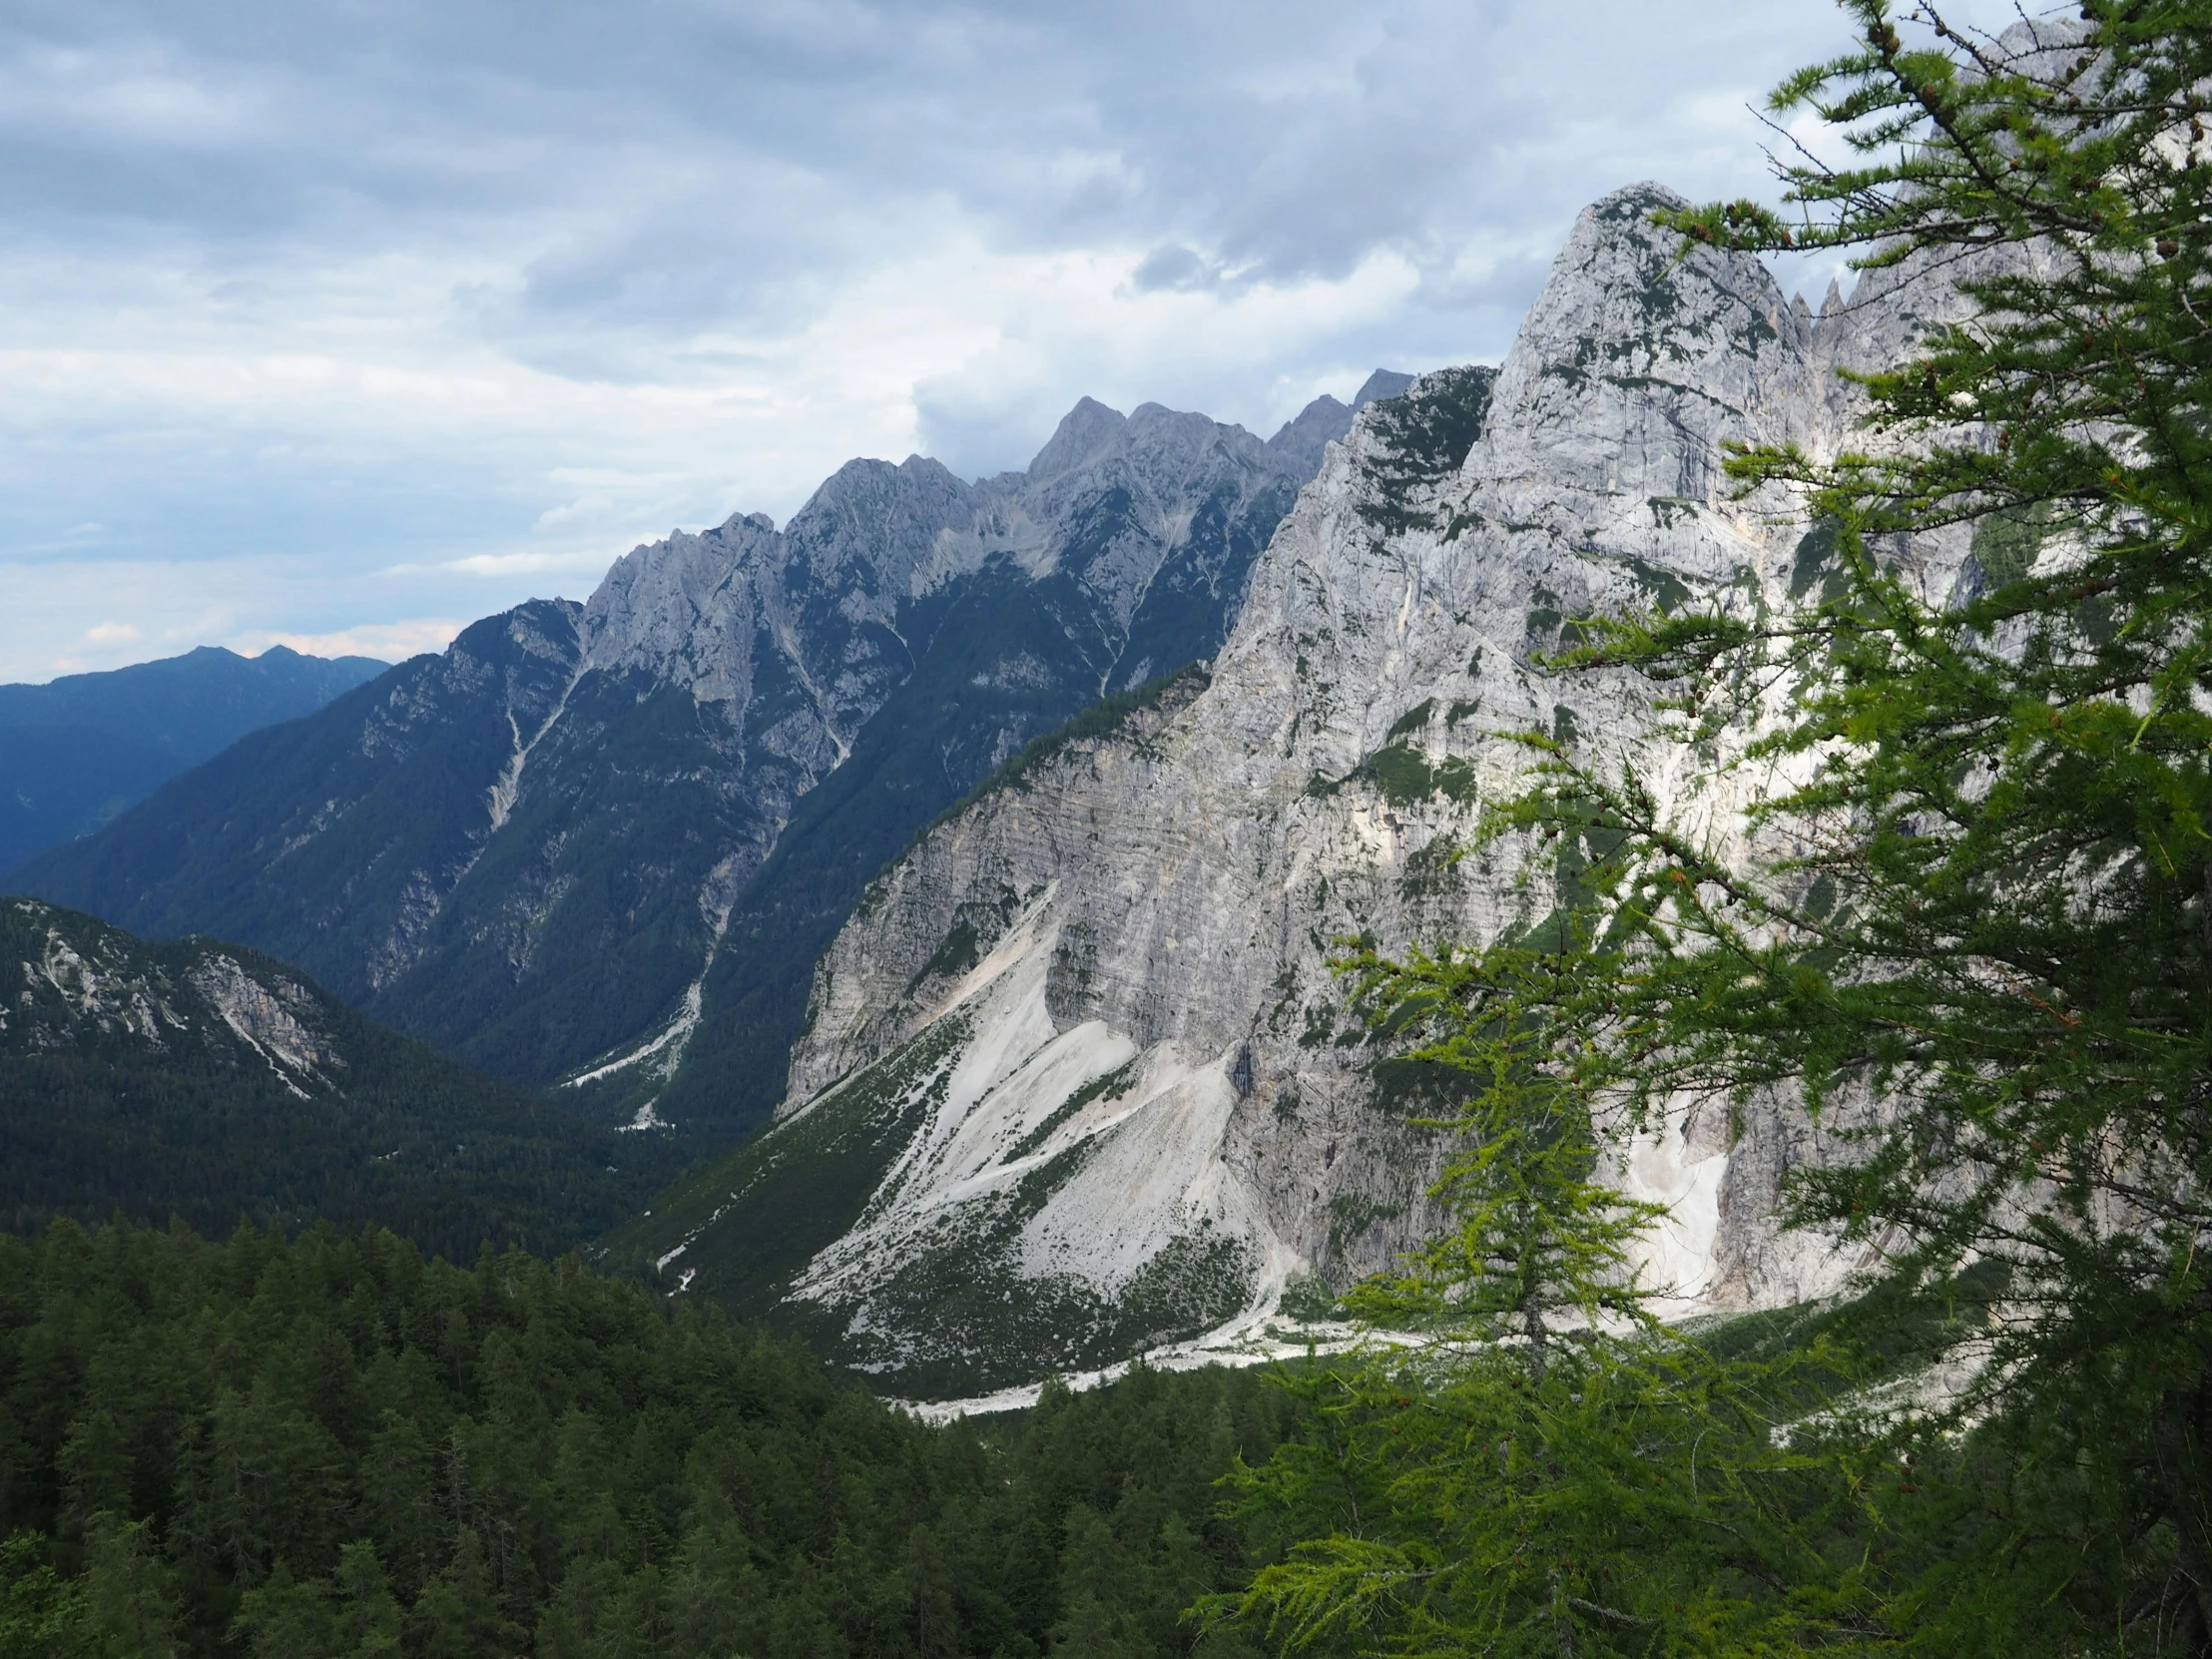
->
1216 968 1874 1653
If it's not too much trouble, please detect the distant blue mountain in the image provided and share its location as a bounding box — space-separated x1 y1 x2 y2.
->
0 645 387 872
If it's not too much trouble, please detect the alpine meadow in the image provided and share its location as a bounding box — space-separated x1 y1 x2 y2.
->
4 3 2211 1658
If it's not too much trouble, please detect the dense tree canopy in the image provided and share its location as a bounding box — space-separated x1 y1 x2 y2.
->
0 1220 1306 1659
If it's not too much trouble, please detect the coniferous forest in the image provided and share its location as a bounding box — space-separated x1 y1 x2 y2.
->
0 1222 1303 1659
6 2 2212 1655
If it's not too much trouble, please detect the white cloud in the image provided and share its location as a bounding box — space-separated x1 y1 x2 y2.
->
240 618 463 663
0 553 530 681
379 550 626 580
0 0 2034 684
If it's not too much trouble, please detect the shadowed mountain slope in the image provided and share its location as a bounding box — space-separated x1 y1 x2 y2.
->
0 897 668 1258
0 645 387 871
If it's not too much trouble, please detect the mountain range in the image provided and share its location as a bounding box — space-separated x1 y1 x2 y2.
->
611 183 1989 1398
0 180 2002 1403
0 644 386 871
13 375 1410 1153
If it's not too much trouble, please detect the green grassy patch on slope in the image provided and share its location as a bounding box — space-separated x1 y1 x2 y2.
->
605 1014 971 1319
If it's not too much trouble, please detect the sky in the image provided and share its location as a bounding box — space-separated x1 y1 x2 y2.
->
0 0 2023 683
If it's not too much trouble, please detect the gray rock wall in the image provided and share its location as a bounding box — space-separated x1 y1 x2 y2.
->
704 183 1990 1392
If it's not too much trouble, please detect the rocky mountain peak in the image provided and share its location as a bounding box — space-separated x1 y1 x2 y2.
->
1266 370 1418 474
1352 368 1416 407
784 454 976 590
614 180 1994 1401
1468 180 1813 523
1026 396 1130 483
1264 393 1349 472
19 369 1341 1110
1030 401 1275 513
571 381 1396 718
580 511 781 701
1124 400 1235 444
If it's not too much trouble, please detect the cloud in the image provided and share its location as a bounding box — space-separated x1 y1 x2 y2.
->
241 618 463 663
0 552 525 682
1129 246 1221 294
379 550 627 580
0 0 2034 682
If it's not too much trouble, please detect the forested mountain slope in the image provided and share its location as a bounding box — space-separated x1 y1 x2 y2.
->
0 1220 1304 1659
0 898 665 1257
0 645 386 872
16 387 1401 1148
620 183 1987 1398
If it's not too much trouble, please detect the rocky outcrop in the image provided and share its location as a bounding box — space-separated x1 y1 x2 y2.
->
1262 369 1415 476
186 953 339 1087
620 183 1987 1397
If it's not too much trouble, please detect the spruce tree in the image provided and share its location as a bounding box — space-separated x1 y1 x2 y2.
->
1216 968 1874 1653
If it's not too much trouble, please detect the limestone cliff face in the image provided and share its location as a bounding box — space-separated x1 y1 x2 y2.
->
559 393 1348 1134
2 892 380 1100
624 184 1984 1398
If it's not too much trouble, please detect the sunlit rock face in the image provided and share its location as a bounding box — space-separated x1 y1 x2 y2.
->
625 183 1984 1399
